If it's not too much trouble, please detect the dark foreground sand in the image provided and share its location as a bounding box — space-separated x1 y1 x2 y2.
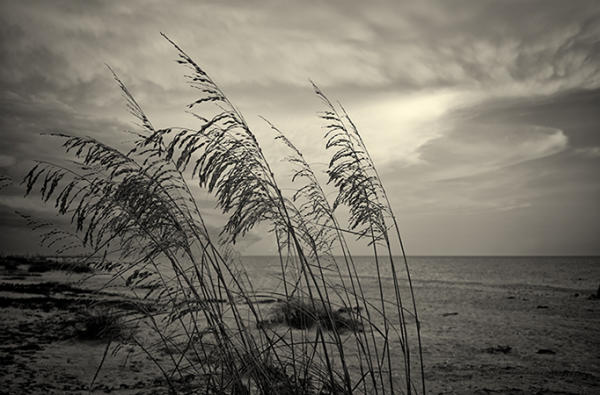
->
0 258 598 394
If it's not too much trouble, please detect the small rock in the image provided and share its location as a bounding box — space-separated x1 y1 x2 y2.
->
536 305 549 309
442 312 459 317
537 349 556 355
588 284 600 300
19 343 42 352
483 345 512 354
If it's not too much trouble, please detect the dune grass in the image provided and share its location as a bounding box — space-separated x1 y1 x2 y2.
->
257 296 364 333
22 34 425 394
74 308 133 341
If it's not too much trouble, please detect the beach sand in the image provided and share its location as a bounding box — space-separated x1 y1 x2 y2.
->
416 277 599 394
0 256 598 394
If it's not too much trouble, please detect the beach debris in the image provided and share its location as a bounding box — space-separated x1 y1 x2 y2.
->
587 284 600 300
536 349 556 355
73 309 133 341
483 345 512 354
442 312 459 317
0 255 92 273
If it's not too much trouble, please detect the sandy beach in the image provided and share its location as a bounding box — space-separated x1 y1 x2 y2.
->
0 256 598 394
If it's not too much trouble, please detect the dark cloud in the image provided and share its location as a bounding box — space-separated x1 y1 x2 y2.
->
460 88 600 149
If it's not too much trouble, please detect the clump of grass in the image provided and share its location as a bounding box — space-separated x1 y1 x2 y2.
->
74 309 133 341
0 256 20 271
259 297 363 333
27 259 92 273
21 33 425 394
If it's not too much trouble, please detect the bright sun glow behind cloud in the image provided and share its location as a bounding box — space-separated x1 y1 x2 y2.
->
352 90 467 166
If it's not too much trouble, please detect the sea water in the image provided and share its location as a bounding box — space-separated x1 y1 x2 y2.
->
240 255 600 294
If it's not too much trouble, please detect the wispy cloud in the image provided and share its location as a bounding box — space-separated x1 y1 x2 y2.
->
574 146 600 158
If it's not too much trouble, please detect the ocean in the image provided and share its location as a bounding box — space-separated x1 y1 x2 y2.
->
241 255 600 295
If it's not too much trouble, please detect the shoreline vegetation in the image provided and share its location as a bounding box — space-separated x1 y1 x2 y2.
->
10 35 424 393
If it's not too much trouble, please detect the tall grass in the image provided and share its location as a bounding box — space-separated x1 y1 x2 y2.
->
22 34 424 394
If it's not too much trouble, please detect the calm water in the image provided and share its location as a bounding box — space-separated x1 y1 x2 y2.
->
240 255 600 293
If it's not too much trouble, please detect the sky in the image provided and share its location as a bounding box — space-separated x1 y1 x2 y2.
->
0 0 599 255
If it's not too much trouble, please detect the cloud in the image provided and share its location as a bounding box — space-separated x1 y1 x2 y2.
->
574 147 600 158
378 121 569 215
347 89 464 166
0 154 15 168
427 124 569 181
375 87 597 220
2 0 599 95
